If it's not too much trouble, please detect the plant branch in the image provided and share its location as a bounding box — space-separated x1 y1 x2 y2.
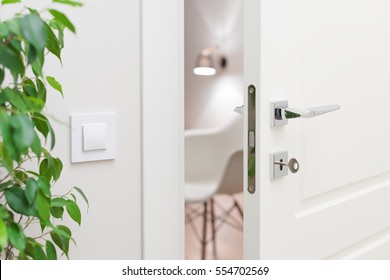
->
0 161 24 183
34 231 51 240
5 244 14 260
3 34 16 46
23 217 35 230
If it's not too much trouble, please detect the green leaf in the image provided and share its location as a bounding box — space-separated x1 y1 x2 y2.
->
0 91 7 105
50 225 71 257
25 178 39 206
8 223 26 251
31 48 44 77
10 114 35 152
27 8 40 17
36 190 50 224
36 79 47 103
52 158 63 181
45 23 62 62
20 15 47 52
26 41 38 65
25 96 45 111
14 170 28 182
32 113 49 139
0 43 24 78
66 200 81 225
70 193 77 202
0 112 16 169
0 181 12 191
49 9 76 33
0 220 8 251
5 187 38 216
73 187 89 209
0 22 9 37
38 176 51 198
31 133 42 157
2 0 21 4
51 197 68 207
50 206 64 219
46 240 57 260
33 245 47 260
4 88 28 112
22 78 38 98
53 0 83 7
5 18 21 36
40 221 46 233
0 205 10 219
56 225 72 240
0 67 4 85
39 159 52 181
46 76 63 96
23 238 35 258
48 121 56 150
49 20 65 48
9 38 22 52
50 232 65 257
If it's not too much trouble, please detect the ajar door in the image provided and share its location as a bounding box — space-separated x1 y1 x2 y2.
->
244 0 390 259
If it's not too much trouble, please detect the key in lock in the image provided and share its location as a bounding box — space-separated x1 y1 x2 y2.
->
275 158 300 173
270 151 300 179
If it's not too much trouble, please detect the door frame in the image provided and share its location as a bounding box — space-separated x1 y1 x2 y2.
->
141 0 185 259
141 0 254 259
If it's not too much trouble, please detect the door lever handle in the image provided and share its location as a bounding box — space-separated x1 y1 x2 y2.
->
271 100 340 127
234 105 244 115
276 105 340 120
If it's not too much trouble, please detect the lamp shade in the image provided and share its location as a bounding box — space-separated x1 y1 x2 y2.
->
193 53 216 76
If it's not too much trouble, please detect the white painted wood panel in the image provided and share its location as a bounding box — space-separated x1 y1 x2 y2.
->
245 0 390 259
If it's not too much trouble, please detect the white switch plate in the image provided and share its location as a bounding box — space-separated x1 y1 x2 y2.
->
83 123 108 151
71 113 116 163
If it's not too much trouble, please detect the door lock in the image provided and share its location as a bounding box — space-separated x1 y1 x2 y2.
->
270 151 300 179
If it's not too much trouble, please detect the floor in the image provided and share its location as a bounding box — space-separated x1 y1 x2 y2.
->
185 193 243 260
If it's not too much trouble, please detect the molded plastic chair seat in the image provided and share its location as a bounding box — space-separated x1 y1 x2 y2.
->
185 180 219 203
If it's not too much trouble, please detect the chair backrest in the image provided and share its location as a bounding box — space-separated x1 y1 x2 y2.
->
185 114 243 190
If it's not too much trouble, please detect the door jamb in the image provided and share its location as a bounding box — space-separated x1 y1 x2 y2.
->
141 0 185 259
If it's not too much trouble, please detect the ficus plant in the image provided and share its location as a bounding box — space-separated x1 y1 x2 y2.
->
0 0 87 259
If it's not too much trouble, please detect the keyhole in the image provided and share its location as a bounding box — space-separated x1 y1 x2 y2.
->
279 159 284 171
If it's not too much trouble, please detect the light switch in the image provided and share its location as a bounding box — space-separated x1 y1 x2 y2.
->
82 123 108 151
71 113 116 163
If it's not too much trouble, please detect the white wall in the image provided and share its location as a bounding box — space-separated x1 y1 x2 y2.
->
45 0 142 259
185 0 244 129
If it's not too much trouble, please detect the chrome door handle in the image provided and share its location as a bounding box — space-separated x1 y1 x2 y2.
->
276 105 340 120
234 105 244 115
271 101 340 127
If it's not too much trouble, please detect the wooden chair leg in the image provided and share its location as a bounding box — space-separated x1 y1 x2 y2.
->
234 199 244 219
201 201 207 260
210 198 217 259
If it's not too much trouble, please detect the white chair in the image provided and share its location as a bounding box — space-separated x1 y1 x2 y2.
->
185 114 243 259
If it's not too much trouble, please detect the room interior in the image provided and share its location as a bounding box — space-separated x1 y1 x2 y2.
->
184 0 245 260
2 0 390 262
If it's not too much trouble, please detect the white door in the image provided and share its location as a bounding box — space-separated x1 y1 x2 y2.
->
244 0 390 259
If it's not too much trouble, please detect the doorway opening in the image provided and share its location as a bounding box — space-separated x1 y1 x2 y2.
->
184 0 245 260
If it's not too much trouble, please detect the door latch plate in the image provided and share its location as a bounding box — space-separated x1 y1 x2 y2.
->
248 85 256 194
